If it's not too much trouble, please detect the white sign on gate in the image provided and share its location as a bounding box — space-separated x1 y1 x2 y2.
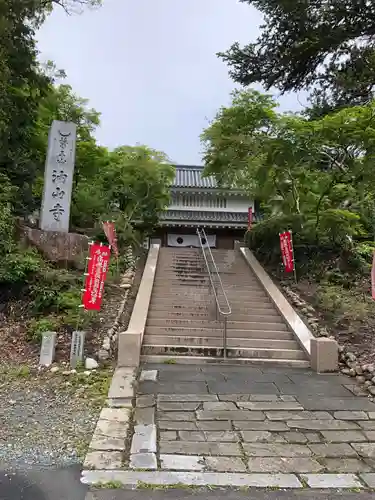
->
40 120 77 233
167 233 216 248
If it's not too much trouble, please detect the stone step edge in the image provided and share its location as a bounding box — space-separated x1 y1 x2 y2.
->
145 327 290 335
81 470 368 489
139 354 310 367
143 335 298 344
142 344 303 354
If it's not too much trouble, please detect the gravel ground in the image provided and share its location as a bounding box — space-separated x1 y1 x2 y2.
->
0 364 113 470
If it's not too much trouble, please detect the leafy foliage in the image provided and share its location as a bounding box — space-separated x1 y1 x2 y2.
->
0 0 174 344
202 88 375 280
220 0 375 114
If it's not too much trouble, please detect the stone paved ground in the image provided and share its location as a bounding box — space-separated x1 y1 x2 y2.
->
82 363 375 489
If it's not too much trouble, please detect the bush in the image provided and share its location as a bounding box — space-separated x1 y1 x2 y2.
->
0 247 45 284
247 210 371 280
29 268 81 314
27 316 61 342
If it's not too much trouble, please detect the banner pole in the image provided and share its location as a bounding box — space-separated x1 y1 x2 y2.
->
76 241 93 335
289 230 298 284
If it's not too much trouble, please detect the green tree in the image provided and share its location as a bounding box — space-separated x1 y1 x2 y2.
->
0 0 51 214
202 89 375 246
220 0 375 114
0 0 102 216
100 146 175 230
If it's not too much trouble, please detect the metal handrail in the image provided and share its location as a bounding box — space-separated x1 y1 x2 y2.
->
196 227 231 358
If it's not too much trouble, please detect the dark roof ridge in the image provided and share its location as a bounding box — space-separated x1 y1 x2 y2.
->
174 164 204 170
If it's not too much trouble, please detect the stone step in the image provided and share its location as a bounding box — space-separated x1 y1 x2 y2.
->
144 326 293 340
148 303 278 314
141 344 306 360
154 283 264 290
154 277 263 292
149 296 272 307
154 275 260 284
140 354 310 367
143 335 300 350
147 310 281 321
145 318 288 331
151 290 269 300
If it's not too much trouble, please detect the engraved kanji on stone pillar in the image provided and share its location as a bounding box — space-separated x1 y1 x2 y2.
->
40 120 77 232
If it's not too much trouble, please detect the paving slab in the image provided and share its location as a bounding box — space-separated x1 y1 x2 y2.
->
302 473 363 488
81 470 303 488
265 411 332 421
204 456 247 472
158 412 196 421
134 408 155 426
233 421 289 431
196 421 233 431
160 441 242 456
352 443 375 458
360 473 375 487
320 458 373 473
99 408 130 423
130 425 157 454
159 421 198 431
179 430 237 442
159 431 177 441
297 397 375 411
196 410 265 420
208 382 279 394
334 411 369 420
276 384 353 398
83 451 123 470
282 431 308 444
94 420 129 439
158 402 201 411
358 421 375 429
363 431 375 440
92 363 375 486
136 395 155 408
237 402 303 411
241 431 286 443
247 457 323 473
129 453 157 470
141 382 208 394
202 402 237 410
140 370 158 382
89 434 125 452
160 454 204 471
308 443 358 458
243 443 312 457
321 430 367 443
158 394 218 402
286 419 360 430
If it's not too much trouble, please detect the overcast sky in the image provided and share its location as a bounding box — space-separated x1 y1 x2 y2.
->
37 0 304 165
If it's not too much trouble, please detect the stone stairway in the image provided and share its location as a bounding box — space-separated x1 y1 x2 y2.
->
141 247 309 366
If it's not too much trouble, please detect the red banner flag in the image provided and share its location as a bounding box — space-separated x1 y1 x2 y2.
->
279 231 294 273
82 243 111 310
103 221 119 257
372 251 375 300
248 207 253 230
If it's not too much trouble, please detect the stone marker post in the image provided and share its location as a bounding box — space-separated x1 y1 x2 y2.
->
40 120 77 233
39 331 57 366
70 330 86 368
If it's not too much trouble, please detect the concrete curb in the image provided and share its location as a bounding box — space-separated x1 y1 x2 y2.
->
81 367 137 477
81 470 370 489
238 247 339 372
239 247 314 357
118 244 160 368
